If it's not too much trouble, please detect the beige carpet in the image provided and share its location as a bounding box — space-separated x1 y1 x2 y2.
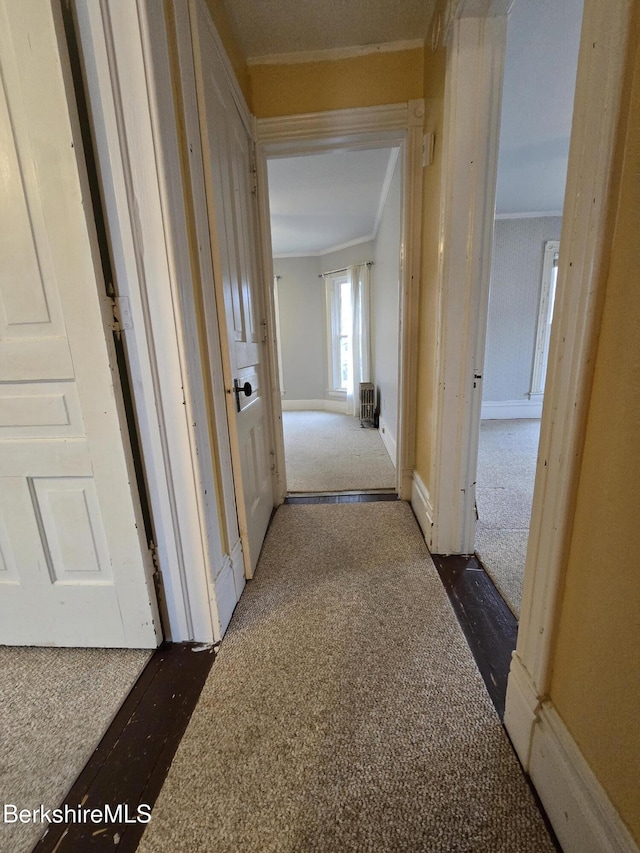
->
138 502 554 852
0 647 150 853
283 410 396 492
475 419 541 618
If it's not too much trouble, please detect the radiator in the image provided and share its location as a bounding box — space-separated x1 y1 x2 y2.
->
359 382 376 427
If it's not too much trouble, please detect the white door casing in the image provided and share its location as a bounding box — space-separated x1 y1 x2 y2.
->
189 0 274 578
530 240 560 398
503 4 640 849
255 100 425 502
427 8 510 554
0 0 160 647
506 0 638 741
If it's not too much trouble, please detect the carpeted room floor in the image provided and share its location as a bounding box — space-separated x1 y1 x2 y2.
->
475 419 541 618
137 501 554 852
0 647 150 853
282 410 396 493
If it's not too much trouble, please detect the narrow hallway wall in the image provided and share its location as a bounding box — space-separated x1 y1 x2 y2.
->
548 13 640 836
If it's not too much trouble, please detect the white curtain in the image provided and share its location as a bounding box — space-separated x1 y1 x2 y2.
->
346 263 371 416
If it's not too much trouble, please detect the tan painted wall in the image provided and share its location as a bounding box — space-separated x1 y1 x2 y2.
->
549 14 640 841
249 48 423 118
413 45 446 487
202 0 251 104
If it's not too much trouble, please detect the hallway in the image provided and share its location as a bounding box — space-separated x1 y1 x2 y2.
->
136 501 553 852
0 1 636 849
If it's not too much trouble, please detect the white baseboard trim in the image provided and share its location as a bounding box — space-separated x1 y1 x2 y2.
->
504 653 541 768
411 471 434 548
213 555 237 640
378 416 397 467
530 704 639 853
481 399 543 419
281 398 346 414
504 656 638 853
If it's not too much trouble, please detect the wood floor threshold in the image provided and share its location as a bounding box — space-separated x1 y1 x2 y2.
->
33 643 215 853
431 553 517 721
285 491 398 504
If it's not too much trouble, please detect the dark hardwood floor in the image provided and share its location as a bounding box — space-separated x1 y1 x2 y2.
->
33 644 216 853
431 553 518 720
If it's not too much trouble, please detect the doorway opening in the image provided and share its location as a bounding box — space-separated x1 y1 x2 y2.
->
472 0 583 618
265 145 403 496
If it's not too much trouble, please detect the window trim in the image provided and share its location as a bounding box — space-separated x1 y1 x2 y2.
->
325 273 349 396
530 240 560 398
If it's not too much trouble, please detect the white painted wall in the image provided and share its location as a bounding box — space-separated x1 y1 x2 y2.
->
372 155 401 454
275 242 377 405
482 216 562 410
274 256 325 401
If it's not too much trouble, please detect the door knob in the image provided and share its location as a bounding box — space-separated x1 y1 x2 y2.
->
233 379 252 412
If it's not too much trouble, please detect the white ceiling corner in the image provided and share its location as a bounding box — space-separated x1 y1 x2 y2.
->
268 147 400 257
373 148 401 238
220 0 437 60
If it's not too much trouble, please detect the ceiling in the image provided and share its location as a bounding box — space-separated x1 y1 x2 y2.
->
495 0 583 215
268 147 399 257
223 0 584 251
220 0 436 60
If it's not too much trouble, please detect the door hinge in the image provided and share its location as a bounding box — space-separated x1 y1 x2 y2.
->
261 318 268 343
107 295 133 335
269 450 276 473
473 373 482 389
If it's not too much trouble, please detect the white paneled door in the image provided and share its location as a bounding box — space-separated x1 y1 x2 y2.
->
191 0 274 577
0 1 160 647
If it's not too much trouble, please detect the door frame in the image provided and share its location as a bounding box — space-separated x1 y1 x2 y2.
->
430 0 636 773
74 0 243 642
503 0 637 759
255 100 425 501
424 6 511 555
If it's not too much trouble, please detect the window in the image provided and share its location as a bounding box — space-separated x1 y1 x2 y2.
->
326 274 352 394
273 276 285 395
530 240 560 397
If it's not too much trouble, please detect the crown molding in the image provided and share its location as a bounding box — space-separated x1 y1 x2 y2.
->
430 0 514 50
273 234 375 260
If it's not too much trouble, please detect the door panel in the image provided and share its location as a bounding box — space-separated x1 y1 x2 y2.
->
0 0 160 647
191 0 273 576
